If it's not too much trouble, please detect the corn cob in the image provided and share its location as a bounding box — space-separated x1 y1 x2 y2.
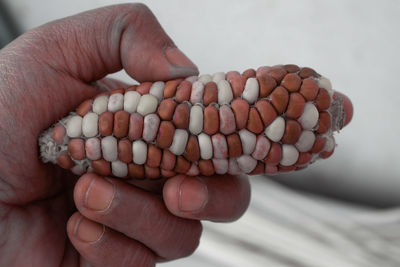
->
39 65 353 179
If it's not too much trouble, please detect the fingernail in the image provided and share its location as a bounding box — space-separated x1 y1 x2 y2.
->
85 177 115 211
74 215 105 243
179 178 208 212
165 47 199 77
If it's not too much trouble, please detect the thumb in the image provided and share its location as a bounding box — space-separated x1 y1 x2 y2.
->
20 3 198 82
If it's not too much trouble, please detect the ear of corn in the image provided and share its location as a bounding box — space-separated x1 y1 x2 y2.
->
39 65 353 179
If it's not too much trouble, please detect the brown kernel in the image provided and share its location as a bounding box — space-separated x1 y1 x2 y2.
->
146 145 162 168
270 86 289 114
285 93 306 119
173 103 190 129
203 82 218 106
99 112 113 136
161 150 176 171
136 82 152 95
183 135 200 162
203 106 219 135
76 99 93 117
255 100 277 127
317 112 331 134
315 88 331 111
227 133 242 158
156 121 175 149
281 73 301 92
110 88 125 95
283 64 300 73
264 142 282 165
92 159 111 176
257 75 277 97
174 156 191 174
68 138 85 160
281 120 302 144
242 68 256 79
144 165 160 179
310 136 326 154
128 113 143 141
164 79 182 98
231 99 249 130
229 75 246 98
299 67 319 78
247 108 264 134
128 163 145 179
249 161 265 175
57 153 74 169
118 139 133 163
299 78 319 101
175 80 192 102
265 66 287 82
52 124 66 144
198 160 215 176
125 85 138 92
113 110 130 138
158 98 177 121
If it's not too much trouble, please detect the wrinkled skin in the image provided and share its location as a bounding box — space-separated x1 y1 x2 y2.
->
0 4 250 267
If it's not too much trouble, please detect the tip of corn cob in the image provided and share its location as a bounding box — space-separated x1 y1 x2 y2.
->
38 65 353 179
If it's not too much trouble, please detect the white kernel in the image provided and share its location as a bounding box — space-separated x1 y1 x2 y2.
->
71 165 85 176
295 130 316 152
317 76 334 97
186 164 200 176
112 160 128 178
124 91 141 113
212 158 228 175
238 129 256 155
298 102 319 130
237 155 257 173
108 93 124 112
317 76 332 91
169 129 189 155
132 140 147 164
242 77 259 104
217 80 233 105
280 145 299 166
198 74 212 84
189 105 203 135
85 138 101 160
228 158 241 175
66 115 83 138
142 114 160 142
324 136 335 152
264 116 285 142
149 81 165 101
82 112 98 138
136 94 158 116
251 135 271 160
185 75 198 83
92 95 109 114
190 81 204 104
198 133 213 160
212 72 225 83
101 136 118 162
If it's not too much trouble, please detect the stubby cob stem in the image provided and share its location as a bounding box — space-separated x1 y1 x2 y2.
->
39 65 353 179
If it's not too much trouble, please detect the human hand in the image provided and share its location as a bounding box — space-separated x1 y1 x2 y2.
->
0 4 250 266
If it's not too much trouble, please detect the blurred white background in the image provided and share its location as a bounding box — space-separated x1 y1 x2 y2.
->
2 1 400 266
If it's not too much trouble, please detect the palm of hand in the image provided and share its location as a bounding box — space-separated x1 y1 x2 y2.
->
0 32 100 265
